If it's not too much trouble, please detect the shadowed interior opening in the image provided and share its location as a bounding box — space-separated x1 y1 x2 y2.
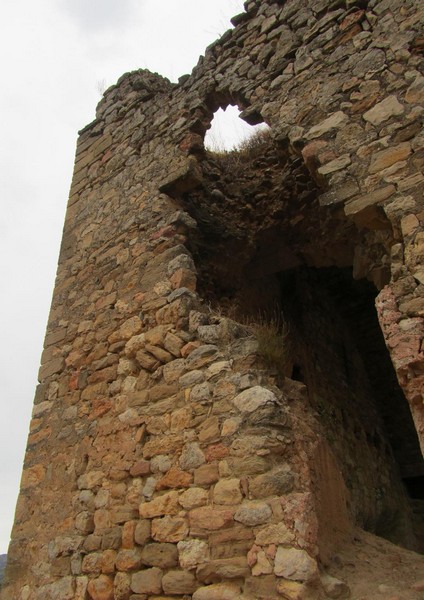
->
168 108 424 551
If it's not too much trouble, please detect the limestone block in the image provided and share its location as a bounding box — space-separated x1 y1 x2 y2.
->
156 466 193 489
163 332 185 356
179 442 206 470
151 515 189 542
129 460 150 477
198 416 220 442
115 548 142 571
178 539 209 569
405 75 424 104
213 478 243 505
134 520 151 546
185 344 220 369
139 490 179 518
189 506 234 531
179 369 205 387
192 583 242 600
363 95 404 125
75 577 89 600
251 550 273 576
130 567 163 595
162 569 199 595
196 557 250 583
145 343 173 363
190 381 211 402
140 543 178 568
101 549 116 574
221 417 242 437
87 575 114 600
178 487 209 510
21 464 46 489
255 522 295 545
368 142 411 174
344 185 395 229
317 154 351 175
124 334 146 357
82 553 102 574
163 357 186 383
274 547 318 582
170 407 192 433
76 511 95 535
38 356 65 380
234 502 272 526
136 350 160 371
233 386 277 413
305 112 349 139
113 572 131 600
249 466 295 498
276 578 320 600
193 463 220 486
119 316 143 340
220 455 269 477
321 573 350 598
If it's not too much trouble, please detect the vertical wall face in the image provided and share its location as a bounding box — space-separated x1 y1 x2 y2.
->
2 1 424 599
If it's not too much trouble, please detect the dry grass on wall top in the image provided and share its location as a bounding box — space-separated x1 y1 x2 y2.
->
206 125 273 169
250 312 291 383
211 303 291 383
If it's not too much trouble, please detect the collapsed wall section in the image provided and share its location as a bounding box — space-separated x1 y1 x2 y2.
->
2 1 424 599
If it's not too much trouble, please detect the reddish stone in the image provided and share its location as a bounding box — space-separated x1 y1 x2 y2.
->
156 466 193 490
150 225 177 240
339 10 364 31
87 575 114 600
129 460 151 477
189 506 234 532
205 443 229 462
180 341 201 358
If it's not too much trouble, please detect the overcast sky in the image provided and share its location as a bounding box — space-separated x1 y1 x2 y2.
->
0 0 255 555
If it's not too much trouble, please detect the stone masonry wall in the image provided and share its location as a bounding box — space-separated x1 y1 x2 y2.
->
2 1 423 599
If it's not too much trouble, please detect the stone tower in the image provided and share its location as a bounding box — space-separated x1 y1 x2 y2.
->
2 1 424 599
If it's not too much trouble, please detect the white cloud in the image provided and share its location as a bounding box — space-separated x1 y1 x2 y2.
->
58 0 141 33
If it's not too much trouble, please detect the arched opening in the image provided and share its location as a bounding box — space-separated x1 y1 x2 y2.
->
204 105 269 152
168 99 424 551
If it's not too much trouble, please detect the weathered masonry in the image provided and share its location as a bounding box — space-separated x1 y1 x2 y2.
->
2 0 424 599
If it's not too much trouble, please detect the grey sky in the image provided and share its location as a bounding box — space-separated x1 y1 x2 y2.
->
0 0 250 555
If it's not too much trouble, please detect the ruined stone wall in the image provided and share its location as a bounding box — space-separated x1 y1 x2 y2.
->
2 1 423 599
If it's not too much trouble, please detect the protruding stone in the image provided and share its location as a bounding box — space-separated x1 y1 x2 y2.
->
139 491 179 518
87 575 114 600
233 386 277 413
192 582 242 600
321 573 350 598
363 95 404 125
274 547 318 582
213 478 243 505
234 502 272 526
178 539 209 569
151 515 189 542
305 112 349 139
179 442 206 470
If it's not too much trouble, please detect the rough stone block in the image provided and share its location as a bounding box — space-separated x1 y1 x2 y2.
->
140 543 178 568
162 569 199 595
274 547 318 582
131 567 163 595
